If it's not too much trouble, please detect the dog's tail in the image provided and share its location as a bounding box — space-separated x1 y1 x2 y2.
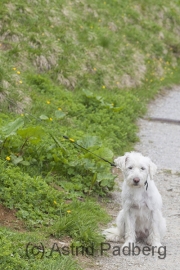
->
102 227 120 242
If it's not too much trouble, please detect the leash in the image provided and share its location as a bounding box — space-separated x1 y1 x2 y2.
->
63 135 116 167
63 135 149 190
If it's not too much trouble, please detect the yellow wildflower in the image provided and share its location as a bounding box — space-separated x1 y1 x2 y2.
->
102 85 106 89
54 200 57 205
19 80 23 84
17 71 21 75
46 100 50 104
49 118 53 121
12 67 16 71
6 156 11 161
67 210 71 214
58 108 62 111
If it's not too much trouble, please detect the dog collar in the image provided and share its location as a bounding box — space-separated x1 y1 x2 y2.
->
144 180 148 190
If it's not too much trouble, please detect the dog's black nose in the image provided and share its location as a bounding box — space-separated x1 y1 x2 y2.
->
133 177 140 184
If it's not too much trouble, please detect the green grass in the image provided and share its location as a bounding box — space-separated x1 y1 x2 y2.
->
0 227 82 270
1 0 180 269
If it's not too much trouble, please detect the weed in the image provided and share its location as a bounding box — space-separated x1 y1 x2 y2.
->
1 0 180 269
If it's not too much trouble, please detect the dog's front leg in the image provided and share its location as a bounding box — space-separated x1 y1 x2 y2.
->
146 210 162 248
122 209 136 249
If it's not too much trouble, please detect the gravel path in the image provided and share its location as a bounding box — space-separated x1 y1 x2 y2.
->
92 87 180 270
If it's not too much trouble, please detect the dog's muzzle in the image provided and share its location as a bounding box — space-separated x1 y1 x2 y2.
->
133 177 140 185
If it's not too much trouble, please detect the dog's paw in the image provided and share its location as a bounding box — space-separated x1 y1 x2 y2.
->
146 238 163 249
102 227 120 242
146 240 163 251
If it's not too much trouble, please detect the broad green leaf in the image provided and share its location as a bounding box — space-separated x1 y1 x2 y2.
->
55 110 66 119
1 118 24 137
39 115 49 120
96 173 115 188
82 89 94 98
95 95 104 102
17 126 45 140
77 135 101 149
21 161 30 166
11 155 23 165
96 173 107 183
101 179 109 187
94 147 114 160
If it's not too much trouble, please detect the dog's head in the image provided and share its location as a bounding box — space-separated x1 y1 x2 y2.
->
114 151 157 187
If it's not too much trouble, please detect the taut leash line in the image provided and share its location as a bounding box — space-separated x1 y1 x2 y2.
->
63 135 148 189
63 135 116 167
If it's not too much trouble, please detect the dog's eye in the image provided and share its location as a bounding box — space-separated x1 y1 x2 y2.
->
141 167 145 170
128 166 133 170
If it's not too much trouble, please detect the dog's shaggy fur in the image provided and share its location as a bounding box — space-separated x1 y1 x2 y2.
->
103 152 166 248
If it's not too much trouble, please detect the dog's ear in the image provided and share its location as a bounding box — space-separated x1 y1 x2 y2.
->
114 155 128 171
149 160 157 180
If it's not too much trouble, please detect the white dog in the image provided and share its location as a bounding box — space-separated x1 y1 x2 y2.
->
103 151 166 248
